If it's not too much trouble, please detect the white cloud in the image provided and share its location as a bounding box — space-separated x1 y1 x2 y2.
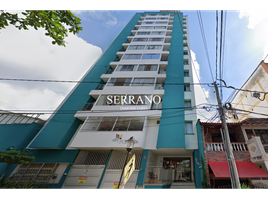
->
75 10 118 28
239 10 268 61
0 22 102 119
190 50 215 121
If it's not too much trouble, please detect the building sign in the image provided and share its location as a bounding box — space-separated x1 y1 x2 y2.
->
124 154 135 185
77 176 87 184
113 182 122 189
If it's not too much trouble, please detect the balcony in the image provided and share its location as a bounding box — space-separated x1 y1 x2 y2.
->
246 136 268 162
205 142 248 152
81 102 94 111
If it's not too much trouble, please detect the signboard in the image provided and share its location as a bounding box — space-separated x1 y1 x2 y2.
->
123 154 135 185
113 182 122 189
77 176 87 184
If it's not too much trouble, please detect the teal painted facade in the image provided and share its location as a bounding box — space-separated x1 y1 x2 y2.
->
97 149 113 188
136 149 148 187
28 13 143 149
0 123 43 180
157 12 185 148
144 184 171 189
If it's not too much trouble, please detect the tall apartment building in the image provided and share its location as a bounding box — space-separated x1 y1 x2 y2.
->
14 11 200 189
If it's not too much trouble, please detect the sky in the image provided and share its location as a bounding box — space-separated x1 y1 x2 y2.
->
1 4 268 122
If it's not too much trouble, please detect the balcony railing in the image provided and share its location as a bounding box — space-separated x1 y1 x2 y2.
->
104 68 113 74
205 142 248 152
154 83 164 90
144 166 173 185
94 83 105 90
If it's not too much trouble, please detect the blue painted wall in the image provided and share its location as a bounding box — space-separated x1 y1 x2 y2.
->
29 13 143 149
157 12 185 148
136 150 148 187
0 123 43 180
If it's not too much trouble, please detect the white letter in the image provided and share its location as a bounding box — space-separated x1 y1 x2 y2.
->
114 95 120 104
136 95 144 105
129 95 135 105
121 95 128 105
144 95 152 105
153 95 161 104
107 95 113 104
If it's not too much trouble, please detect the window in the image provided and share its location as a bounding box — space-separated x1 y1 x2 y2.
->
128 45 145 50
98 117 117 131
184 100 191 109
137 31 151 35
184 70 189 76
145 45 162 50
151 31 165 35
154 26 167 29
107 78 132 86
183 26 187 29
122 54 142 59
148 38 164 42
137 64 158 71
211 132 222 142
132 78 155 86
116 65 137 71
128 117 145 130
139 26 153 29
184 83 190 91
145 18 156 20
183 43 187 47
83 117 145 131
133 38 148 42
155 21 168 24
183 59 189 65
143 22 154 24
113 117 130 131
185 122 193 134
142 54 160 59
183 50 188 55
254 129 268 144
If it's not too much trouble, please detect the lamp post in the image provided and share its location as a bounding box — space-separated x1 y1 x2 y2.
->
117 136 137 189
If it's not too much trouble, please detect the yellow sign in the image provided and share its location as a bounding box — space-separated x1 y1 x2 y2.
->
123 154 135 185
113 182 122 189
77 176 87 184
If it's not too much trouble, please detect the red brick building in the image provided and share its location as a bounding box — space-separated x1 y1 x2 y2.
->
199 121 268 188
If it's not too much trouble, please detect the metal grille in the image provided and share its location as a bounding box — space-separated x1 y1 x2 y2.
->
11 163 58 184
106 150 143 170
74 150 111 165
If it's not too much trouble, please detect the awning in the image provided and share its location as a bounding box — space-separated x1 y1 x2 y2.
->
208 161 268 178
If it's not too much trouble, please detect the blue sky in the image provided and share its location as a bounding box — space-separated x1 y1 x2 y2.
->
1 8 268 122
71 10 268 120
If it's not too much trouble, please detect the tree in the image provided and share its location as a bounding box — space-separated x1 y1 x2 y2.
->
0 10 82 46
0 149 35 181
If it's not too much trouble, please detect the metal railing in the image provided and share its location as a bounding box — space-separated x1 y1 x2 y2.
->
94 83 105 90
205 142 248 152
81 103 94 111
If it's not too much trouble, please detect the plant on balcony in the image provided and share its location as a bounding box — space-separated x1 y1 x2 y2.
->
241 183 250 189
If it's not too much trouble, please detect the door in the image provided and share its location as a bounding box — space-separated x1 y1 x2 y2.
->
163 157 191 182
62 165 105 188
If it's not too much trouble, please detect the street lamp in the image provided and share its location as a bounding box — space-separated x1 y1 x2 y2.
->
117 136 138 189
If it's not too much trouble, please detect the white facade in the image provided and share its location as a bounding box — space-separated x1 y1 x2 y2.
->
69 14 197 151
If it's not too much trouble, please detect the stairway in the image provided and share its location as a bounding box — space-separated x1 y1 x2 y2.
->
169 182 196 189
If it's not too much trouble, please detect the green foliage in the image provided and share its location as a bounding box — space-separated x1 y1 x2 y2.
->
0 149 35 181
241 183 250 189
0 178 49 189
0 10 82 46
201 154 209 188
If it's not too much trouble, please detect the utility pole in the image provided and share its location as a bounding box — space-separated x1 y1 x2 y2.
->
214 81 241 189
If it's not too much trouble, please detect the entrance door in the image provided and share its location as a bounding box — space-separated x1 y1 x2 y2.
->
163 157 191 182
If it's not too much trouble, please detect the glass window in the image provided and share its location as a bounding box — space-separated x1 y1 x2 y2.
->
145 18 157 20
184 83 190 91
183 50 188 55
116 65 136 71
143 22 154 24
146 45 162 50
128 117 145 131
254 129 268 144
184 59 189 65
113 117 130 131
132 78 155 86
132 38 148 42
148 38 164 42
96 95 107 105
139 26 153 29
184 100 191 109
155 21 168 24
128 45 145 50
97 117 117 131
245 129 254 140
137 31 151 35
151 31 165 35
154 26 167 29
107 78 116 86
184 70 189 76
122 54 142 59
81 117 103 131
138 64 158 71
185 122 193 134
142 54 160 59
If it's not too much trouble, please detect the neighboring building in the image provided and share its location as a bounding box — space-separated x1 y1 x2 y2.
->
228 60 268 122
0 111 45 180
8 11 200 189
197 120 268 188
